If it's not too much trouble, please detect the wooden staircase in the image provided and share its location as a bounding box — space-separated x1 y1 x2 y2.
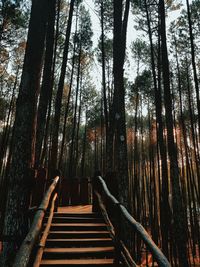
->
40 211 115 266
13 176 171 267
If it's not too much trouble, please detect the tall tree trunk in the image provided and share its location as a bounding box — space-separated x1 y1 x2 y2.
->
100 1 109 168
185 59 200 202
0 1 48 265
186 0 200 143
81 112 87 177
112 0 130 207
35 0 56 167
58 39 76 169
159 0 189 265
40 0 61 167
51 0 75 170
68 45 82 178
0 68 19 176
144 0 170 256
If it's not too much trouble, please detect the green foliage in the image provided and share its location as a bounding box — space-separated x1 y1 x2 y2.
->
77 5 93 51
81 77 101 127
169 0 200 64
0 0 29 44
131 38 150 65
94 0 113 31
96 36 113 64
129 69 153 105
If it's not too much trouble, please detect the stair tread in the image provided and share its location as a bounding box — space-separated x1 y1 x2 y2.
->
48 223 107 226
46 238 112 242
48 231 109 234
40 258 114 265
44 247 114 253
53 213 100 217
50 218 104 223
40 209 114 265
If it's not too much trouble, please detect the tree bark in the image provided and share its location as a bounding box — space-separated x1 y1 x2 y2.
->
35 0 56 167
1 1 48 265
186 0 200 143
51 0 75 171
159 0 189 265
112 0 130 207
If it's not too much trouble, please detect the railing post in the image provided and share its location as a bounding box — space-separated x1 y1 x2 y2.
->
51 170 61 211
31 168 47 207
60 178 70 206
92 171 101 212
113 202 121 266
80 177 89 204
92 176 99 212
71 177 80 205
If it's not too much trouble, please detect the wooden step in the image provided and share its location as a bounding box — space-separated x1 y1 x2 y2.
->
40 258 114 266
39 209 115 266
43 246 114 259
47 223 107 231
46 238 113 248
48 231 111 239
52 212 100 218
45 216 104 223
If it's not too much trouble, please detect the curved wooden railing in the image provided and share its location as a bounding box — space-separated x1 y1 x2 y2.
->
13 176 60 267
93 176 171 267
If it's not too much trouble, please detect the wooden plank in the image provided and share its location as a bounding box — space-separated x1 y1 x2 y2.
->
48 223 107 227
48 231 110 235
33 194 57 267
48 216 104 223
13 176 60 267
45 238 113 247
47 224 107 231
47 231 111 239
40 258 114 265
46 238 112 242
57 205 92 213
44 247 114 253
52 212 100 218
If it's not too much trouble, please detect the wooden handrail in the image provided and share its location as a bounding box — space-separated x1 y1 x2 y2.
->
13 176 60 267
33 193 58 267
94 176 171 267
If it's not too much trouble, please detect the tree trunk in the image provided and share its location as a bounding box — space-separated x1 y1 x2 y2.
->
51 0 75 170
112 0 130 207
144 0 170 256
100 1 109 166
159 0 189 265
186 0 200 143
68 45 82 178
35 0 56 167
1 1 48 265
